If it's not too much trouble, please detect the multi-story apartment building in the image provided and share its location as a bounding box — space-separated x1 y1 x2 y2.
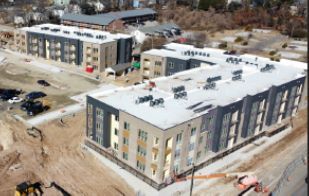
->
14 24 133 73
141 43 230 80
61 8 157 31
86 48 307 184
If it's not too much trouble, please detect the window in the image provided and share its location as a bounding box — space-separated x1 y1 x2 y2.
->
93 57 98 61
191 128 196 136
123 152 128 160
174 149 181 159
113 142 118 150
123 137 129 145
188 143 195 151
138 129 148 142
155 61 162 66
124 122 130 130
114 128 118 136
197 151 201 159
168 62 174 68
115 116 119 121
137 145 146 156
153 137 159 145
93 48 99 53
187 157 193 166
137 160 145 172
176 133 182 144
96 108 103 119
199 136 203 144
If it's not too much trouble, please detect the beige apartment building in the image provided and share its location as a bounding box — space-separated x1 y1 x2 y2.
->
86 51 307 186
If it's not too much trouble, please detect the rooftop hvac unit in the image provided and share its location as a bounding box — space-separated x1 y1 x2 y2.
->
203 82 216 90
206 76 222 83
172 85 185 93
260 64 275 72
174 93 180 99
232 74 242 81
232 69 243 75
149 100 155 107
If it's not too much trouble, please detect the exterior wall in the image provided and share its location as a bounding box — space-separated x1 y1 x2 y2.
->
62 20 106 31
165 57 188 76
106 20 125 31
14 30 28 53
265 77 306 126
116 38 133 64
241 91 269 138
211 101 243 152
86 96 119 148
140 53 166 80
26 31 81 65
118 111 165 183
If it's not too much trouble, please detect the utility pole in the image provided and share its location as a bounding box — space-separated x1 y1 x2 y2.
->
189 163 195 196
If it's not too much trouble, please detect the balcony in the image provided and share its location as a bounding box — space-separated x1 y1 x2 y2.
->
56 43 61 48
70 54 76 59
165 147 172 156
56 51 61 56
31 39 38 44
136 155 146 163
281 97 288 102
230 119 238 124
70 45 76 51
143 70 150 76
151 163 158 170
137 139 147 148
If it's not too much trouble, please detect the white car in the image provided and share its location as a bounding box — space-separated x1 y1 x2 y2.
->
8 97 23 104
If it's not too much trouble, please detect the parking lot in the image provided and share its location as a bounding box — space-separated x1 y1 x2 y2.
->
0 50 101 119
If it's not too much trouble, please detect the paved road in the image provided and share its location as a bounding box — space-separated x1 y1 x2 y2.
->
282 164 307 196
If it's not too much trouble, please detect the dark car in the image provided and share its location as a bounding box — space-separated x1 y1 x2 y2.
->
20 100 37 111
27 102 45 116
0 92 15 101
25 91 46 100
37 80 50 86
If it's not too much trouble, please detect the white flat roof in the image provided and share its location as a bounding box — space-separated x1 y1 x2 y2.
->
20 23 132 44
91 44 307 130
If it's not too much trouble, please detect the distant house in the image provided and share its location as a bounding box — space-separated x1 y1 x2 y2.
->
53 0 71 6
132 23 181 43
61 8 157 31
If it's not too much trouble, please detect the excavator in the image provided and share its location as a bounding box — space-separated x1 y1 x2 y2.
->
15 181 70 196
173 171 269 194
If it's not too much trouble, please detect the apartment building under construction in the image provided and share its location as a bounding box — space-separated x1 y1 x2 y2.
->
14 24 133 73
86 45 307 184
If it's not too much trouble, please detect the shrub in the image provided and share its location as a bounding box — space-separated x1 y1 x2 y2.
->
282 43 288 48
242 41 248 46
235 36 243 43
269 50 277 56
218 42 227 49
270 57 275 61
244 25 253 32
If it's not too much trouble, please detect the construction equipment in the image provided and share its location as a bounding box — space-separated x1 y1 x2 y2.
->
235 175 269 193
174 172 254 182
15 181 43 196
174 171 268 195
45 181 71 196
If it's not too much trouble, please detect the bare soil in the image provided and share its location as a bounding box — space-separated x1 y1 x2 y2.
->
0 112 134 196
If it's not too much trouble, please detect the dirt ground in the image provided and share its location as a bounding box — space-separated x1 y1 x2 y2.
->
205 29 307 62
0 112 134 196
196 109 308 195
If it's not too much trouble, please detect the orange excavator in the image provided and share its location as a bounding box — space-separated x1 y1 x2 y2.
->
173 171 269 194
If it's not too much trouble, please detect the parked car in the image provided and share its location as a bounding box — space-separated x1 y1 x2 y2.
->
25 91 46 100
37 80 50 86
21 100 37 111
8 97 24 104
0 92 15 101
27 102 45 116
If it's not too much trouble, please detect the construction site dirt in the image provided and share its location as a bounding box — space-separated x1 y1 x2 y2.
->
0 112 134 196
